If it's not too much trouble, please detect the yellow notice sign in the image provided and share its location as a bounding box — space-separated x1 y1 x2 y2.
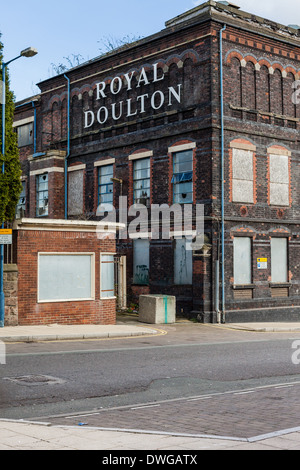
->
257 258 267 269
0 229 12 245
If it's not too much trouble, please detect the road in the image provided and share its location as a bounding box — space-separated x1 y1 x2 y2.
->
0 321 299 439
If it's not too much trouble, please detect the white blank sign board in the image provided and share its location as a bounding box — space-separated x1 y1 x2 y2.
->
38 254 93 302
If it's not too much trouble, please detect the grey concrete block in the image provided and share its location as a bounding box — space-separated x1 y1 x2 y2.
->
139 295 176 324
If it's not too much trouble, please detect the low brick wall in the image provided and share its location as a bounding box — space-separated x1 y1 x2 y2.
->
3 264 18 326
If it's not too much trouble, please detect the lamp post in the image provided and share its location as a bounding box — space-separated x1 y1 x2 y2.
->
0 47 38 327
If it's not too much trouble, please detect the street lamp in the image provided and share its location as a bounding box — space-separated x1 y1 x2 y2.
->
0 47 38 328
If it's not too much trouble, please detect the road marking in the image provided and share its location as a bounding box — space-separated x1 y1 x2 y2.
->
187 397 213 402
233 390 256 395
131 404 161 410
66 412 102 419
275 385 294 389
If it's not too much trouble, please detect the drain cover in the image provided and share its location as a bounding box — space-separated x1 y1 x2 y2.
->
3 375 65 386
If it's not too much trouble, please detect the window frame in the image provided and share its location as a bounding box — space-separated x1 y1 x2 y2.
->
36 173 49 217
133 239 150 286
172 150 193 204
16 180 26 218
98 164 114 210
174 237 193 285
16 122 34 147
100 253 116 299
37 252 95 303
133 157 151 208
269 153 290 207
233 236 252 286
271 237 288 283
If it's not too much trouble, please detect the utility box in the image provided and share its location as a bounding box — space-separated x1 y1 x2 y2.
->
139 295 176 324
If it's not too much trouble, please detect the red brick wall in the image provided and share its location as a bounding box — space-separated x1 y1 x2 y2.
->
16 228 116 325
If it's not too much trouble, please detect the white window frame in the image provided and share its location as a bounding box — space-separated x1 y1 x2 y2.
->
37 252 95 303
100 253 116 299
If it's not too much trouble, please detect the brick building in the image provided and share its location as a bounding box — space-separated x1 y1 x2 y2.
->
12 0 300 324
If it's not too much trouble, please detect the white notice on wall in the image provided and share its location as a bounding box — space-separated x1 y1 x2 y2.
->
257 258 267 269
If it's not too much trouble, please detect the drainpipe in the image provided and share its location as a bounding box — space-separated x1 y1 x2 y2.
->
64 74 70 220
220 24 226 323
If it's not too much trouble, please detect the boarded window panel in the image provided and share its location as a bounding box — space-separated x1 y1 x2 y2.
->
68 170 84 216
269 154 289 206
133 239 149 285
233 237 252 285
271 237 287 283
232 149 254 203
17 123 33 147
174 238 193 285
38 254 93 302
101 254 115 298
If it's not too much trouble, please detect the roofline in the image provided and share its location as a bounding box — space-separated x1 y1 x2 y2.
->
37 1 300 89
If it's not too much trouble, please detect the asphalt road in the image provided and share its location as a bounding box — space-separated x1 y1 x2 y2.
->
0 322 299 426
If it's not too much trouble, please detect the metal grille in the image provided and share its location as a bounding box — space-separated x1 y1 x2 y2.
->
233 289 253 300
271 287 289 298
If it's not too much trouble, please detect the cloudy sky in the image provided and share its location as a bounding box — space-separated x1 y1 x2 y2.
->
1 0 299 101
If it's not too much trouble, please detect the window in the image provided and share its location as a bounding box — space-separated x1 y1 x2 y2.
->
233 237 252 285
271 237 288 283
269 154 289 206
68 169 84 216
174 238 193 285
16 181 26 218
172 150 193 204
133 158 150 207
232 148 254 203
133 239 149 285
36 173 48 217
38 254 94 302
17 123 33 147
100 254 115 298
98 164 113 210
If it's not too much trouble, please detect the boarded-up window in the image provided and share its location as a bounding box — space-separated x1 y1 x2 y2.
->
271 237 288 283
68 169 84 216
38 254 94 302
232 148 254 203
269 154 289 206
100 254 115 298
233 237 252 285
133 239 149 285
174 238 193 285
17 123 33 147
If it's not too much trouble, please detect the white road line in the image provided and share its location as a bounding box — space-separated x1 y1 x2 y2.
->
187 397 213 402
131 404 161 410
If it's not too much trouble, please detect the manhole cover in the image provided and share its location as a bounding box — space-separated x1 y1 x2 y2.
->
2 375 66 386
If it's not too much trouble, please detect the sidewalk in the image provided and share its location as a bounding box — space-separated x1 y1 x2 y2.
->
1 319 300 450
0 322 160 343
0 320 300 343
0 419 300 450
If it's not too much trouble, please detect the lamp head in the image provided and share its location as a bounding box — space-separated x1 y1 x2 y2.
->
20 47 38 58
